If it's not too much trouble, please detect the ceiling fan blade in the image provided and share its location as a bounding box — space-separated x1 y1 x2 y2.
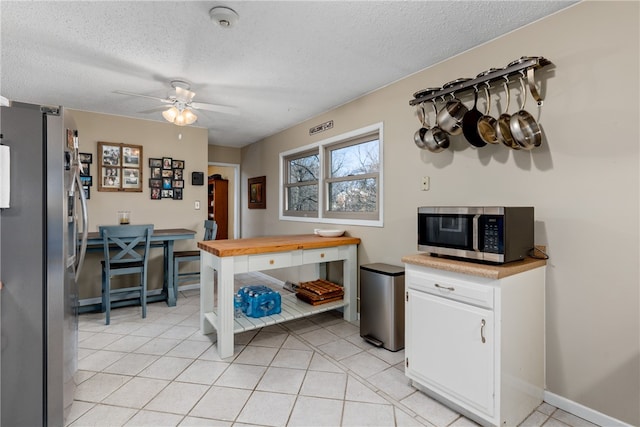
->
191 101 238 114
114 90 172 104
138 106 169 114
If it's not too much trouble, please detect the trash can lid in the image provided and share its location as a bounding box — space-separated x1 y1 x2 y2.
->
360 263 405 276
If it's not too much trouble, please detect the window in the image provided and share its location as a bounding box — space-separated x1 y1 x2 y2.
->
283 149 319 217
281 123 383 226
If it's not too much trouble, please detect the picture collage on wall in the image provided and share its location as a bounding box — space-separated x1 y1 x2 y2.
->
79 152 92 199
149 157 184 200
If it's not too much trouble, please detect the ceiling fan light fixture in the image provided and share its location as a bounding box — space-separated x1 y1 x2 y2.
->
209 6 239 28
182 109 198 125
162 106 179 122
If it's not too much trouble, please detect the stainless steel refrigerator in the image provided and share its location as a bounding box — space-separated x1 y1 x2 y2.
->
0 101 88 426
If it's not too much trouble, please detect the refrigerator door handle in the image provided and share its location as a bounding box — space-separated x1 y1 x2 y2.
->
74 169 88 281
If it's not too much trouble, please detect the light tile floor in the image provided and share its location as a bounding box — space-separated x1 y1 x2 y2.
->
68 273 600 427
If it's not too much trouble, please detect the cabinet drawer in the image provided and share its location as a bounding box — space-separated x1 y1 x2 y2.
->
302 247 340 264
247 252 293 271
407 269 494 309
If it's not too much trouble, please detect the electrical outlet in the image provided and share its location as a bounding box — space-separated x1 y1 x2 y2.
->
421 176 430 191
195 200 200 210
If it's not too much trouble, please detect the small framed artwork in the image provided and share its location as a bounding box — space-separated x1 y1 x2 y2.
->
82 185 90 200
172 160 184 169
162 169 174 178
150 167 161 179
161 189 173 199
173 188 183 200
172 179 184 188
97 142 142 192
162 178 172 190
149 158 162 168
149 179 162 188
248 176 266 209
80 175 92 187
162 157 173 170
79 163 90 176
150 187 161 200
79 152 92 164
173 169 183 180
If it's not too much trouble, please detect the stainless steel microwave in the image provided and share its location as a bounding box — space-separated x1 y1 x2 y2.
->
418 206 534 264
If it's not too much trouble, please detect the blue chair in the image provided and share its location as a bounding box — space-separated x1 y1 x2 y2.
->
100 224 153 325
172 220 217 299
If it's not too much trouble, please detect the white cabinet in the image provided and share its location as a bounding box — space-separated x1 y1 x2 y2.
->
404 262 545 427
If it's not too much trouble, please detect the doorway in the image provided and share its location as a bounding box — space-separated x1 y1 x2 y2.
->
208 163 239 239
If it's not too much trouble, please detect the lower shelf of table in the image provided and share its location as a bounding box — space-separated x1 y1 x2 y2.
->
203 292 347 334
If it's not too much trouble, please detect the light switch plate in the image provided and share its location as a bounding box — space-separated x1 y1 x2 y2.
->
195 200 200 210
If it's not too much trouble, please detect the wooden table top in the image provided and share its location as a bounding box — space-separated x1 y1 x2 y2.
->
87 228 196 241
198 234 361 257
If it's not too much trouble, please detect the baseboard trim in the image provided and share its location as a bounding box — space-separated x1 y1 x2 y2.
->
177 283 201 292
544 391 632 427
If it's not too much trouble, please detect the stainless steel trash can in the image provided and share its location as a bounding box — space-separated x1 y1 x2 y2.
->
360 263 405 351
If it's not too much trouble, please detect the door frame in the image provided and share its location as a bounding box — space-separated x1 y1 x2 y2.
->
208 162 240 239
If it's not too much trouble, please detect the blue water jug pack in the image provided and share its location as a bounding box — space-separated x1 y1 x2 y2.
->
235 285 281 318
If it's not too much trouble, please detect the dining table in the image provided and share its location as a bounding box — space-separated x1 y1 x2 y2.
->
86 227 196 307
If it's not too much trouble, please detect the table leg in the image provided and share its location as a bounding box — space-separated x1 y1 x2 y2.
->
216 256 236 358
166 240 176 306
342 244 358 322
200 251 215 335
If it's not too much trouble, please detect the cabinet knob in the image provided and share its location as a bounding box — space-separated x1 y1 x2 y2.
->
320 253 325 258
269 259 275 265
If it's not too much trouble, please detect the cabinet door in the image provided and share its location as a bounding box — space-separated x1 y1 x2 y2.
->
406 289 495 417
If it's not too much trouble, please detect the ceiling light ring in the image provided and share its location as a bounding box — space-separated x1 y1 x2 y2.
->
209 6 239 28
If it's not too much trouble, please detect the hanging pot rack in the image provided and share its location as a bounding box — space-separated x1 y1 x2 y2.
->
409 56 552 106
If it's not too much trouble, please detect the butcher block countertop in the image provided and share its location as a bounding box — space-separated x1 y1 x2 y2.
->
402 253 546 279
198 234 361 257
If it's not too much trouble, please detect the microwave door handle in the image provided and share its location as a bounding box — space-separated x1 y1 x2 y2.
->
74 169 88 281
472 215 480 252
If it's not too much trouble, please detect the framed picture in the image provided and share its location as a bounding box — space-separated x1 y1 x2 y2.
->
150 167 161 179
149 158 162 168
173 188 183 200
162 177 172 190
67 129 74 150
248 176 266 209
161 189 173 199
161 169 174 178
80 175 92 187
150 187 161 200
79 163 90 176
172 179 184 188
162 157 173 170
79 152 92 164
97 142 143 192
149 178 162 188
173 169 183 180
172 160 184 169
82 185 90 200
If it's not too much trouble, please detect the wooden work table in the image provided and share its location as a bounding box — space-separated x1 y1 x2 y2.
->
198 234 361 358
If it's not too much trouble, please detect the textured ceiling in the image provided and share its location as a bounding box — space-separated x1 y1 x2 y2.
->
1 1 576 148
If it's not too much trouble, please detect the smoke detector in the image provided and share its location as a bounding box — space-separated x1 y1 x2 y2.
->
209 6 239 28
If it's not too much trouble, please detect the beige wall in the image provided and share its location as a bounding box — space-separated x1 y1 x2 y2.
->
70 110 209 299
239 2 639 425
208 144 241 164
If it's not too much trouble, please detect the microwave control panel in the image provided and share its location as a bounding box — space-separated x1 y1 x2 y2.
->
481 216 503 253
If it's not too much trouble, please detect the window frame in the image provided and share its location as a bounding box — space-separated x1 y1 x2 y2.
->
279 122 383 227
282 147 320 218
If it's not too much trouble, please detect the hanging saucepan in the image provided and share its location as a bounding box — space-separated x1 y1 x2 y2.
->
509 72 543 150
437 78 470 136
495 76 520 150
461 87 487 147
423 100 450 152
413 102 429 150
477 82 499 144
412 88 440 150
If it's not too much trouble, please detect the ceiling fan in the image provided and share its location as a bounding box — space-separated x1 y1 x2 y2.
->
114 80 235 126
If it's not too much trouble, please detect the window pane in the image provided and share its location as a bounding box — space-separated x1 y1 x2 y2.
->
328 178 377 212
287 184 318 211
288 154 319 183
330 139 379 178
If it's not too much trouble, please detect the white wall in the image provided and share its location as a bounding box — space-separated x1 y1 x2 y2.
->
240 2 639 424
